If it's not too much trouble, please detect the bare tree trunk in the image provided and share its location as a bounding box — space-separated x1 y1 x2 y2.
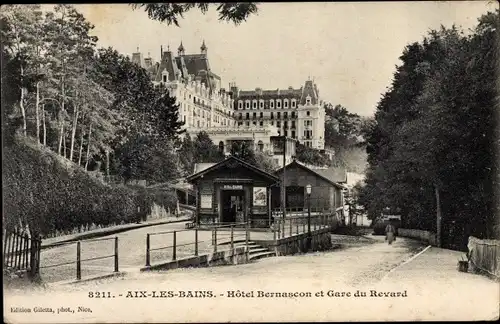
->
58 75 65 155
78 129 84 165
435 184 442 248
69 106 79 162
42 104 47 146
106 149 110 177
63 128 67 159
35 81 40 143
85 123 92 170
19 65 27 137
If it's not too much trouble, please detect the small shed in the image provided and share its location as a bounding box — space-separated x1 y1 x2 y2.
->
186 156 279 227
272 160 346 212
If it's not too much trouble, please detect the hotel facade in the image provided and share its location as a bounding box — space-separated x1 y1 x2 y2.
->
132 42 326 167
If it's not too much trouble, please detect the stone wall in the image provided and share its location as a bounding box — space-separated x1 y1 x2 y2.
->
398 228 437 246
141 246 247 272
255 227 333 256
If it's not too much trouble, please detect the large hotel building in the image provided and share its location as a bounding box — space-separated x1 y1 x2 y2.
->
132 42 326 167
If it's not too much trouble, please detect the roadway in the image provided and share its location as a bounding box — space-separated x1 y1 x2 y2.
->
5 230 498 322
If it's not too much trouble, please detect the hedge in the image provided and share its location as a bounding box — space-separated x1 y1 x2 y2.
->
2 137 177 237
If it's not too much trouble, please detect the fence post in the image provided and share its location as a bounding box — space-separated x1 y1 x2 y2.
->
230 225 234 258
146 234 151 267
195 229 199 257
245 220 249 262
289 216 292 237
114 237 119 272
172 231 177 261
76 241 81 281
296 220 299 235
213 229 217 253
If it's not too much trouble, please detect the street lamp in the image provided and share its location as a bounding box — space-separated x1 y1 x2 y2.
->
306 184 312 250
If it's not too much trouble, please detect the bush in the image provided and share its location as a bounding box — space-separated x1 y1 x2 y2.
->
2 137 178 237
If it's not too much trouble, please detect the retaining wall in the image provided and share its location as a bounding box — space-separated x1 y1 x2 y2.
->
255 227 333 256
397 228 437 246
141 246 247 272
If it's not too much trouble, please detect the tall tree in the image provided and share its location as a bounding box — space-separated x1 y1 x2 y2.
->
43 4 98 155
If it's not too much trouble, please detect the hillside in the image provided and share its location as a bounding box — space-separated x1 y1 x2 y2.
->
2 136 177 237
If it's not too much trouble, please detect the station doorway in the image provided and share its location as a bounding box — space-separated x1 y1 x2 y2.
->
220 189 245 223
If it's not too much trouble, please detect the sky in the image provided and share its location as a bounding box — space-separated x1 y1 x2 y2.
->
70 2 497 117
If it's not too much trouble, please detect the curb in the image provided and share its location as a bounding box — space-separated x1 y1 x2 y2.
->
42 218 191 249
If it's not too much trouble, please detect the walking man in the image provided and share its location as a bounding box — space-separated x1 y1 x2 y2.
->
385 223 396 245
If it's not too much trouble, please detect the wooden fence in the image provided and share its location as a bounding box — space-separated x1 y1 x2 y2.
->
468 236 500 279
3 228 41 279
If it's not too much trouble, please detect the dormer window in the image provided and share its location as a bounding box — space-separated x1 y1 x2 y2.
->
291 99 296 108
259 100 264 109
253 100 257 109
284 99 288 108
270 100 275 109
161 69 169 83
246 101 250 109
306 95 311 105
238 101 243 109
276 100 281 109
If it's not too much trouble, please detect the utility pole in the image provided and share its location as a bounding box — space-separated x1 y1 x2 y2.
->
281 136 287 221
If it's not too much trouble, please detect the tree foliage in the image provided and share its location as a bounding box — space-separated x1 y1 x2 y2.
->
359 11 499 245
131 3 259 26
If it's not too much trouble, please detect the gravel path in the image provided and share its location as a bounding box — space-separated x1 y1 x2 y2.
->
7 235 496 322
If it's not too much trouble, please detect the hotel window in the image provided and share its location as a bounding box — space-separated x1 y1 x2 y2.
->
271 121 274 126
271 112 274 119
277 112 281 119
238 113 242 120
284 130 288 137
253 112 257 119
259 100 264 109
253 121 257 126
276 100 281 109
284 100 288 108
270 100 274 109
238 101 243 109
253 100 257 109
246 121 250 126
246 113 249 119
246 101 250 109
260 121 263 126
292 130 296 138
260 112 263 118
238 122 243 126
291 100 296 108
284 112 288 119
291 112 296 118
291 121 296 128
277 121 281 128
307 111 310 116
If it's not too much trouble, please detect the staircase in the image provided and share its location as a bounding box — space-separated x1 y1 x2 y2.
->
216 239 276 261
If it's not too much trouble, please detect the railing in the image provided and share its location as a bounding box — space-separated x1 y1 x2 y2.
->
209 222 250 262
3 228 41 278
146 229 207 266
271 207 340 240
145 222 250 266
40 237 119 281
